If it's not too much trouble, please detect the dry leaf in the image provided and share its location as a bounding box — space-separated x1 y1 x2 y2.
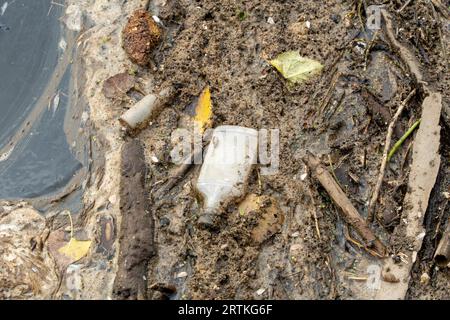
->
270 51 323 84
194 86 213 132
58 238 92 262
102 72 136 100
48 212 92 269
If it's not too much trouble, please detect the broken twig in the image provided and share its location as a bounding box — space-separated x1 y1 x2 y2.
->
304 152 387 257
152 147 204 200
367 89 416 223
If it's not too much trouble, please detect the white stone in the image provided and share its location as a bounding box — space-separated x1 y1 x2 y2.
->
256 288 265 296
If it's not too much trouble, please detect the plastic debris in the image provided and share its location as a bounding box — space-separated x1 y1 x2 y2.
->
270 51 323 84
196 126 258 228
119 86 174 132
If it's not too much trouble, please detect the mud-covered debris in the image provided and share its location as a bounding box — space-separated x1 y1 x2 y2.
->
97 215 115 258
102 72 137 100
113 139 155 300
238 194 284 244
366 52 399 102
270 51 323 84
381 9 424 84
382 271 400 283
0 207 57 299
122 9 161 66
434 220 450 268
150 282 177 295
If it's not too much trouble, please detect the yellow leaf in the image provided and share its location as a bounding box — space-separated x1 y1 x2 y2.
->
58 238 92 262
270 51 323 84
194 86 212 132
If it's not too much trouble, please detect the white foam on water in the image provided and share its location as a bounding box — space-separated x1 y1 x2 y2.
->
1 2 8 16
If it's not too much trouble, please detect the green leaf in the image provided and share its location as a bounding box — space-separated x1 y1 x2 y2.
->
270 51 323 84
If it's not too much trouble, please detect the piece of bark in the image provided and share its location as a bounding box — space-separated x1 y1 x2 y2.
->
435 220 450 268
113 139 155 300
304 151 387 257
374 92 442 299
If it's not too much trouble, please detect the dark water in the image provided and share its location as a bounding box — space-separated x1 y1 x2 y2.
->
0 0 83 200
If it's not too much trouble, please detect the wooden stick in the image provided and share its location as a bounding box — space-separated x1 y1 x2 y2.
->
367 89 416 223
304 152 387 257
152 147 204 200
397 0 412 13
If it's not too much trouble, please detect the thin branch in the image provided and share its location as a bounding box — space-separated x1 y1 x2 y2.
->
367 89 416 223
304 152 387 257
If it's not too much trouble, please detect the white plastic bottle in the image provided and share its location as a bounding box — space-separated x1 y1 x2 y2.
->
196 125 258 228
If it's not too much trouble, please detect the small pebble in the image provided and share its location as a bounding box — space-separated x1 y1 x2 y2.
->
420 273 430 285
256 288 265 296
152 16 162 24
267 17 275 25
160 217 170 227
176 271 188 278
151 156 159 163
330 14 341 24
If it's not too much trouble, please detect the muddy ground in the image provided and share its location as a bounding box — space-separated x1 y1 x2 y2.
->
0 0 449 300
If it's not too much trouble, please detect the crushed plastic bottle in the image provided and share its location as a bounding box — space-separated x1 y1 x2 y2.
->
196 125 258 228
